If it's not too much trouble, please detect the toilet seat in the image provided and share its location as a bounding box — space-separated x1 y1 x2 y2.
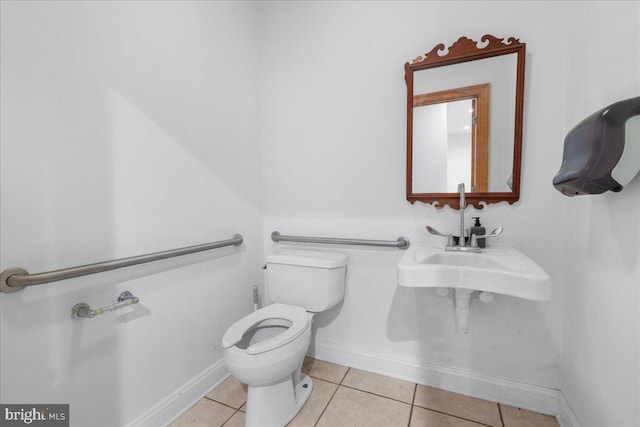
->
222 304 309 355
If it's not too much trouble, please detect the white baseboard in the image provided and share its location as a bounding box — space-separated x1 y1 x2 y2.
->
131 359 230 427
310 339 560 416
557 392 581 427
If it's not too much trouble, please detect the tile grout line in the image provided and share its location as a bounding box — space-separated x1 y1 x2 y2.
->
337 364 416 406
313 368 350 427
339 366 350 384
413 405 498 427
407 383 418 427
203 395 244 413
305 372 346 385
220 408 239 426
498 403 505 427
338 383 415 406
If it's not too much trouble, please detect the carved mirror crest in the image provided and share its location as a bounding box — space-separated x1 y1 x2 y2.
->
405 35 526 209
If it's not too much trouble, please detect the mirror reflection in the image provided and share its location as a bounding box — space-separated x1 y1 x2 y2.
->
412 83 489 193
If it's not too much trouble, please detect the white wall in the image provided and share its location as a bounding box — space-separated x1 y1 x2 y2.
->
0 2 263 426
560 3 640 427
260 0 568 412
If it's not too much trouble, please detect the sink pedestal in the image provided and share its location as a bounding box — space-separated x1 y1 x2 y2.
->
437 288 495 333
454 288 474 333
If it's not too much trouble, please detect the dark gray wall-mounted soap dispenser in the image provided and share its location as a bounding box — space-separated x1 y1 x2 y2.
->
553 96 640 196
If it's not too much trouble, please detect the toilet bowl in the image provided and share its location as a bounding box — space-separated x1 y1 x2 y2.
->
223 304 314 426
222 251 347 427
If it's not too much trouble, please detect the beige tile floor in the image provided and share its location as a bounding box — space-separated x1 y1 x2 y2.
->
170 357 559 427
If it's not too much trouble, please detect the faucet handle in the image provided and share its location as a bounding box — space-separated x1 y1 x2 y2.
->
426 225 447 237
487 227 503 237
446 234 455 247
426 226 455 248
470 227 503 248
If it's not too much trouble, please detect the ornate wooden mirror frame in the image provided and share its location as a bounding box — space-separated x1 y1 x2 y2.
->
405 35 526 209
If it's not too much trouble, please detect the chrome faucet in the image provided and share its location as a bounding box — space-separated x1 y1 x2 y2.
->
458 183 466 248
426 182 503 252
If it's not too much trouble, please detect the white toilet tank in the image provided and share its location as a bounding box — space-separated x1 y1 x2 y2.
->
266 251 347 313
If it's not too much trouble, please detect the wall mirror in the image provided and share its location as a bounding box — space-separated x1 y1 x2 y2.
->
405 35 526 209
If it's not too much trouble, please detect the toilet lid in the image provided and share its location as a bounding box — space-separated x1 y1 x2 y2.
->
222 304 309 355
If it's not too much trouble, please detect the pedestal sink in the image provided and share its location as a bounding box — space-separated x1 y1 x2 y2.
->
397 243 551 332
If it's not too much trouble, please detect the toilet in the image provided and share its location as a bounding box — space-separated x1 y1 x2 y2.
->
222 250 347 427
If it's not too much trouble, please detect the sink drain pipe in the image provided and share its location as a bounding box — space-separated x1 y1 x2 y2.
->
454 289 474 333
450 288 495 333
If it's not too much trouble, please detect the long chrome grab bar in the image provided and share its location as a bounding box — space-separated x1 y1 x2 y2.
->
72 291 139 319
0 234 243 293
271 231 410 250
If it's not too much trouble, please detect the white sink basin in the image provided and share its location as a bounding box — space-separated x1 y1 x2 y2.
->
397 243 551 300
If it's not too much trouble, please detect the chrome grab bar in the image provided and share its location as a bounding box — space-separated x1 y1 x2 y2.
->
72 291 139 319
271 231 410 250
1 234 243 293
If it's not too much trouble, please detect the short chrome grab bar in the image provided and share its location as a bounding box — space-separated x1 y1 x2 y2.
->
271 231 410 250
1 234 243 293
72 291 139 319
